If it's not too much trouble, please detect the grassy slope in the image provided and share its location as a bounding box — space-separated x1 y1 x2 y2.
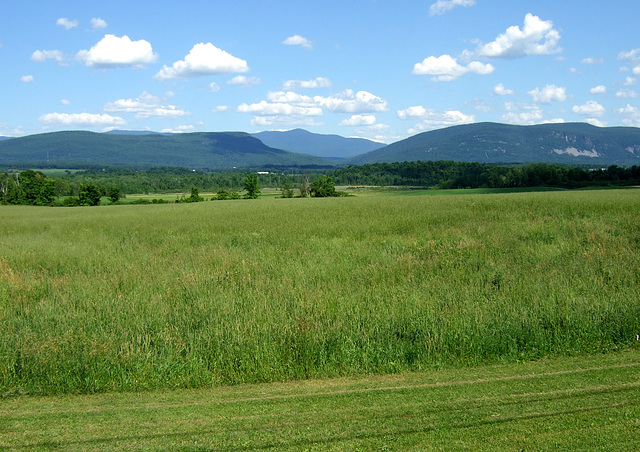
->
1 190 639 396
1 349 639 450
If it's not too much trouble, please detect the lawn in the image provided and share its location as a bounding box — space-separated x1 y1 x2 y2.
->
1 349 638 450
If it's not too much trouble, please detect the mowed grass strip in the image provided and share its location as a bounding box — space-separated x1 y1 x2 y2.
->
1 349 639 450
0 189 639 394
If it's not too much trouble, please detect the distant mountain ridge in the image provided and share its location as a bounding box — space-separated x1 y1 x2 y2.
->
0 131 332 169
349 122 640 166
252 128 384 160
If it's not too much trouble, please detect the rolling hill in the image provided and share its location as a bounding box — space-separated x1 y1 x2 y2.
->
0 131 332 169
348 122 640 166
252 128 383 160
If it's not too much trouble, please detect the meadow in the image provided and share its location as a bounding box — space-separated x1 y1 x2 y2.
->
0 189 639 395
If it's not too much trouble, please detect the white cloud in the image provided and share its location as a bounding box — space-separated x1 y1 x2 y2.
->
590 85 607 94
227 75 262 86
581 57 603 64
90 18 108 30
429 0 475 16
572 100 605 116
237 89 386 128
616 89 638 99
624 76 637 86
585 118 607 127
103 91 190 118
407 110 475 134
237 100 323 117
161 125 195 134
318 89 388 113
20 75 34 83
397 106 428 119
618 104 640 127
39 112 126 127
528 84 567 103
412 54 494 81
339 114 377 126
282 35 313 50
618 48 640 61
208 82 220 92
155 42 248 79
31 49 65 64
77 35 157 68
282 77 331 90
56 18 78 30
494 83 515 96
60 99 71 105
501 102 544 124
212 105 228 112
476 13 561 59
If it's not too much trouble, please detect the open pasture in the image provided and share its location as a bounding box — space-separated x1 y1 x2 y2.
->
1 189 639 395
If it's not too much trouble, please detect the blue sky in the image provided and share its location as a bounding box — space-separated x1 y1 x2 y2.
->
2 0 640 142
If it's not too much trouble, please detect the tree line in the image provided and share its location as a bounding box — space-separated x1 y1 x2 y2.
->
327 161 640 189
3 161 640 206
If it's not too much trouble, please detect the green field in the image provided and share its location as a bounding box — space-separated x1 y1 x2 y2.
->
2 350 639 450
1 189 639 396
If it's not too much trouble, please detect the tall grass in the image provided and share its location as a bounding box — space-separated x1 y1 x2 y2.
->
1 190 639 395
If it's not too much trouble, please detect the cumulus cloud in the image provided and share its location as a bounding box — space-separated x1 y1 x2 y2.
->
339 114 377 126
624 76 637 86
572 100 605 116
56 18 78 30
155 43 248 79
103 91 190 118
590 85 607 94
282 35 313 50
39 112 126 127
91 18 108 30
619 104 640 127
31 49 66 64
397 106 428 119
528 84 567 103
20 75 34 83
212 105 229 112
282 77 331 90
429 0 475 16
615 89 638 99
237 89 387 127
77 35 157 68
412 54 494 81
227 75 262 86
501 102 544 124
475 13 561 59
406 110 475 134
494 83 515 96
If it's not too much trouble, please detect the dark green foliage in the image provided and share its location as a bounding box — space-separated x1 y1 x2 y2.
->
0 170 56 205
329 161 640 189
78 183 102 206
176 186 205 203
243 173 261 199
281 182 295 198
310 175 338 197
106 185 121 203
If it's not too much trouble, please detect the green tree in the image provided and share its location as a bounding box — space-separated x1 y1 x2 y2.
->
243 173 261 199
107 185 121 204
281 182 295 198
310 175 337 197
187 186 204 202
78 183 102 206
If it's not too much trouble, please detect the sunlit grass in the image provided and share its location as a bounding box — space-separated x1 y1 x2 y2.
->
1 189 639 394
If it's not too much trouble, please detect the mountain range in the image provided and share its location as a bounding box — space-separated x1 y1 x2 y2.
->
251 128 383 160
1 122 639 169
